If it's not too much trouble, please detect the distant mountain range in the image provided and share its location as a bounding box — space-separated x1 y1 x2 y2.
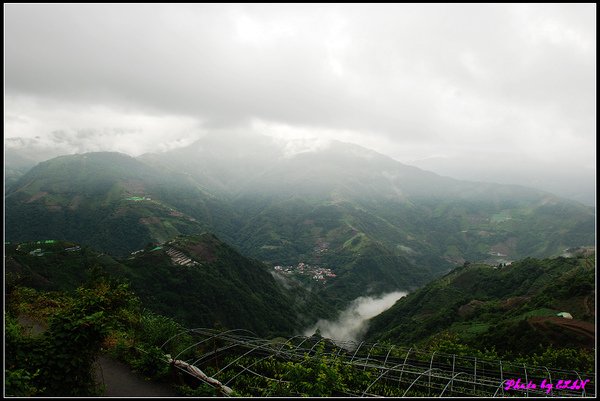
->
5 134 595 305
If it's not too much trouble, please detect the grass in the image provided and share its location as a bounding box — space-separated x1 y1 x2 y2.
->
451 322 491 336
342 232 366 250
517 308 559 319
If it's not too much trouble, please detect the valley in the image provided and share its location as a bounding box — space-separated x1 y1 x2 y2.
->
5 3 595 396
6 137 595 307
4 138 595 396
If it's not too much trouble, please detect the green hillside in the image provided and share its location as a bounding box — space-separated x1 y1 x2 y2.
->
365 254 595 360
143 137 595 303
5 235 333 337
4 152 234 256
5 146 595 309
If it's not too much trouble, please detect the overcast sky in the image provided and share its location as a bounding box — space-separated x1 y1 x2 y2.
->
4 4 596 204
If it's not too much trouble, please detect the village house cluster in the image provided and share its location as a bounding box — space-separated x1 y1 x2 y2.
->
273 262 336 282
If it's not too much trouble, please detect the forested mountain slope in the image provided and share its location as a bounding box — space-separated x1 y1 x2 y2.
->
6 140 595 305
5 234 333 337
365 253 595 358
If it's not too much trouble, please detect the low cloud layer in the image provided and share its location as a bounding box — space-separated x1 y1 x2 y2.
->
5 4 595 204
304 291 406 348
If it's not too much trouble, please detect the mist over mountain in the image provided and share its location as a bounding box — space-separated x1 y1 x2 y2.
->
4 152 236 256
410 155 596 207
5 135 595 308
141 134 562 202
7 130 595 205
304 290 407 347
5 5 595 396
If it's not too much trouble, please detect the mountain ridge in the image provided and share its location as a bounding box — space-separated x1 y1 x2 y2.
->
5 141 595 305
5 233 334 337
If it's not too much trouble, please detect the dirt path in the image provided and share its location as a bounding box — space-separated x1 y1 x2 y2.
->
528 316 595 342
17 315 46 336
17 315 181 397
94 355 180 397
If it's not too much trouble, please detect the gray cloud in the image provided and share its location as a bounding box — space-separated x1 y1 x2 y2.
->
4 4 596 203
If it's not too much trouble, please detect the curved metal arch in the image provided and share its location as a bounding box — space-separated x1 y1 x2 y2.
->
451 354 456 394
308 337 323 352
537 365 553 396
172 338 216 361
335 344 347 358
207 328 261 340
492 377 507 397
222 345 297 388
571 369 586 397
360 360 412 396
291 336 312 353
364 342 379 371
159 328 193 351
276 335 302 353
522 363 528 398
252 339 329 392
398 347 413 384
438 371 468 397
401 367 444 397
172 328 261 360
213 339 285 378
428 351 437 396
472 357 477 393
383 345 394 367
499 360 504 397
156 326 594 397
191 338 267 367
350 341 364 362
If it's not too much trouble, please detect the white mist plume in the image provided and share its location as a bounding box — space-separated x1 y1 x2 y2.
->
304 291 406 346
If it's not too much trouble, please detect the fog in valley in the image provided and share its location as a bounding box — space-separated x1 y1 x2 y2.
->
304 291 407 347
4 6 596 398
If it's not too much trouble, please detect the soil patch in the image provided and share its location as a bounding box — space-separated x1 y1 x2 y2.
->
139 216 161 225
187 243 216 263
528 316 595 344
27 191 48 203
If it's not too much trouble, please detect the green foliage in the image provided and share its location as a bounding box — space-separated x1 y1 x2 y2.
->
215 342 373 397
418 331 501 363
5 368 42 396
366 255 595 373
136 310 189 350
106 233 331 337
5 234 333 339
4 315 44 396
514 346 595 373
108 309 195 377
175 382 220 397
6 280 137 396
129 344 170 380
